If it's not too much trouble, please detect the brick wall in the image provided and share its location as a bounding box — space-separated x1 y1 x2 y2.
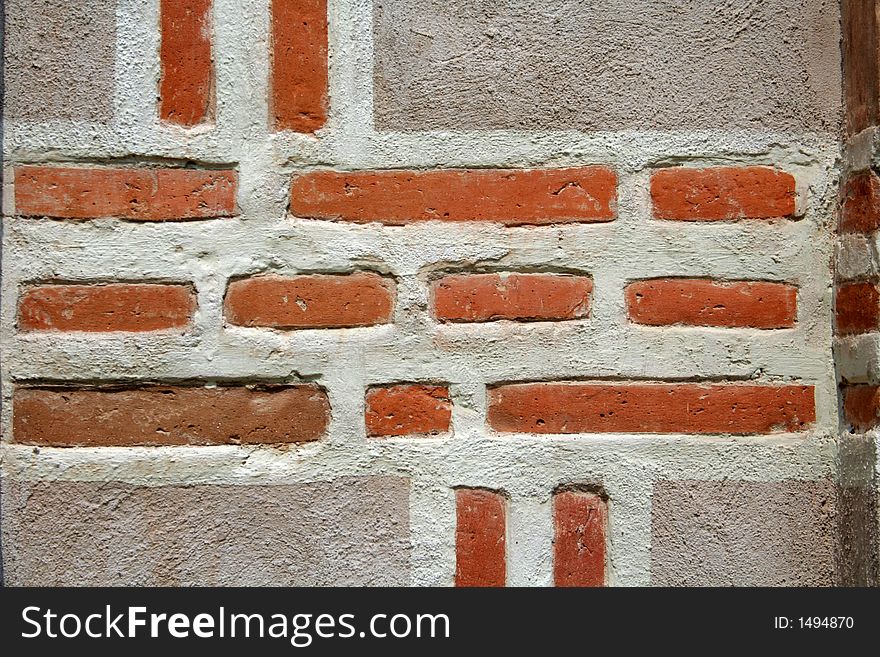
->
1 0 872 586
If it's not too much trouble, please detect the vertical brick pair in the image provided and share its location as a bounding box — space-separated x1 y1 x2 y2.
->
454 488 606 587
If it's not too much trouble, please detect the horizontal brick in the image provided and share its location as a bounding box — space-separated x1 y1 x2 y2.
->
270 0 328 132
836 280 880 335
289 168 617 225
18 284 195 332
553 491 607 587
160 0 214 126
488 383 815 435
432 273 592 322
626 279 797 329
455 488 506 587
841 171 880 233
651 166 796 220
843 385 880 431
365 385 452 437
225 273 394 329
13 385 329 446
14 166 237 220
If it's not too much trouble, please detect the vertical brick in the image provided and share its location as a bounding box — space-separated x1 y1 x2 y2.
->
836 280 880 335
651 167 796 220
225 273 395 329
553 490 607 587
432 273 592 322
625 279 797 329
270 0 328 133
289 168 618 225
18 284 196 332
455 488 506 587
843 0 880 135
14 166 237 220
843 385 880 431
841 171 880 233
160 0 214 125
365 385 452 437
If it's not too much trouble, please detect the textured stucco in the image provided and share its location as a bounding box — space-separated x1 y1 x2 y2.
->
373 0 841 132
3 0 116 122
1 475 411 586
651 479 839 586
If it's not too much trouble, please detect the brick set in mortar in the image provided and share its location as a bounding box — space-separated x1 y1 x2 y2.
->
1 0 876 585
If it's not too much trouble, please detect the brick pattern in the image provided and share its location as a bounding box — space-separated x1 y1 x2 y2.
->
159 0 214 125
836 280 880 335
455 489 506 587
365 385 452 437
553 491 607 587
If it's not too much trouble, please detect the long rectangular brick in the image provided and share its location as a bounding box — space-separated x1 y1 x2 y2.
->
270 0 328 132
626 279 797 329
365 384 452 437
289 168 618 225
843 385 880 431
841 171 880 233
553 491 607 587
432 273 592 322
14 166 237 220
651 166 796 220
225 273 394 328
18 283 196 332
455 488 506 587
488 383 816 435
13 385 329 446
836 280 880 335
159 0 214 125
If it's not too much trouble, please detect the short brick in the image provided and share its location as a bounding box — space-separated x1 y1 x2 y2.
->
626 279 797 329
160 0 214 125
455 488 506 587
843 385 880 431
270 0 328 132
289 168 617 225
836 280 880 335
18 283 196 332
651 166 796 220
365 385 452 437
13 385 330 446
841 170 880 234
14 166 237 220
488 383 815 435
553 491 607 587
225 273 395 329
432 273 593 322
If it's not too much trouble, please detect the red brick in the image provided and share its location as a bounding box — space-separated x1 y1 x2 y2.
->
270 0 328 133
14 166 237 220
843 0 880 135
13 385 330 446
432 273 592 322
365 385 452 437
488 383 815 435
843 385 880 431
455 489 506 587
626 279 797 329
836 280 880 335
18 284 195 332
225 273 394 329
651 167 796 221
553 491 607 587
841 171 880 233
289 168 617 225
160 0 214 125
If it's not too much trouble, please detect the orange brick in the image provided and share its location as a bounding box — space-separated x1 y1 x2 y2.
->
365 385 452 437
836 280 880 335
553 491 607 587
160 0 214 125
455 489 506 587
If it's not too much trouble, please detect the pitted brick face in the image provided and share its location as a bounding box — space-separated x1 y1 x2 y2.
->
841 170 880 233
160 0 214 126
365 385 452 437
553 491 607 587
455 489 507 587
836 281 880 335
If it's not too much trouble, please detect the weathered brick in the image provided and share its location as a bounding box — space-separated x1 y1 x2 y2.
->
836 280 880 335
225 273 395 328
553 491 607 587
488 383 815 434
13 385 330 446
843 385 880 431
14 166 237 220
289 168 617 225
18 283 196 332
455 488 506 587
365 385 452 437
160 0 214 125
651 167 796 220
270 0 328 132
626 279 797 329
432 273 592 322
841 170 880 233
